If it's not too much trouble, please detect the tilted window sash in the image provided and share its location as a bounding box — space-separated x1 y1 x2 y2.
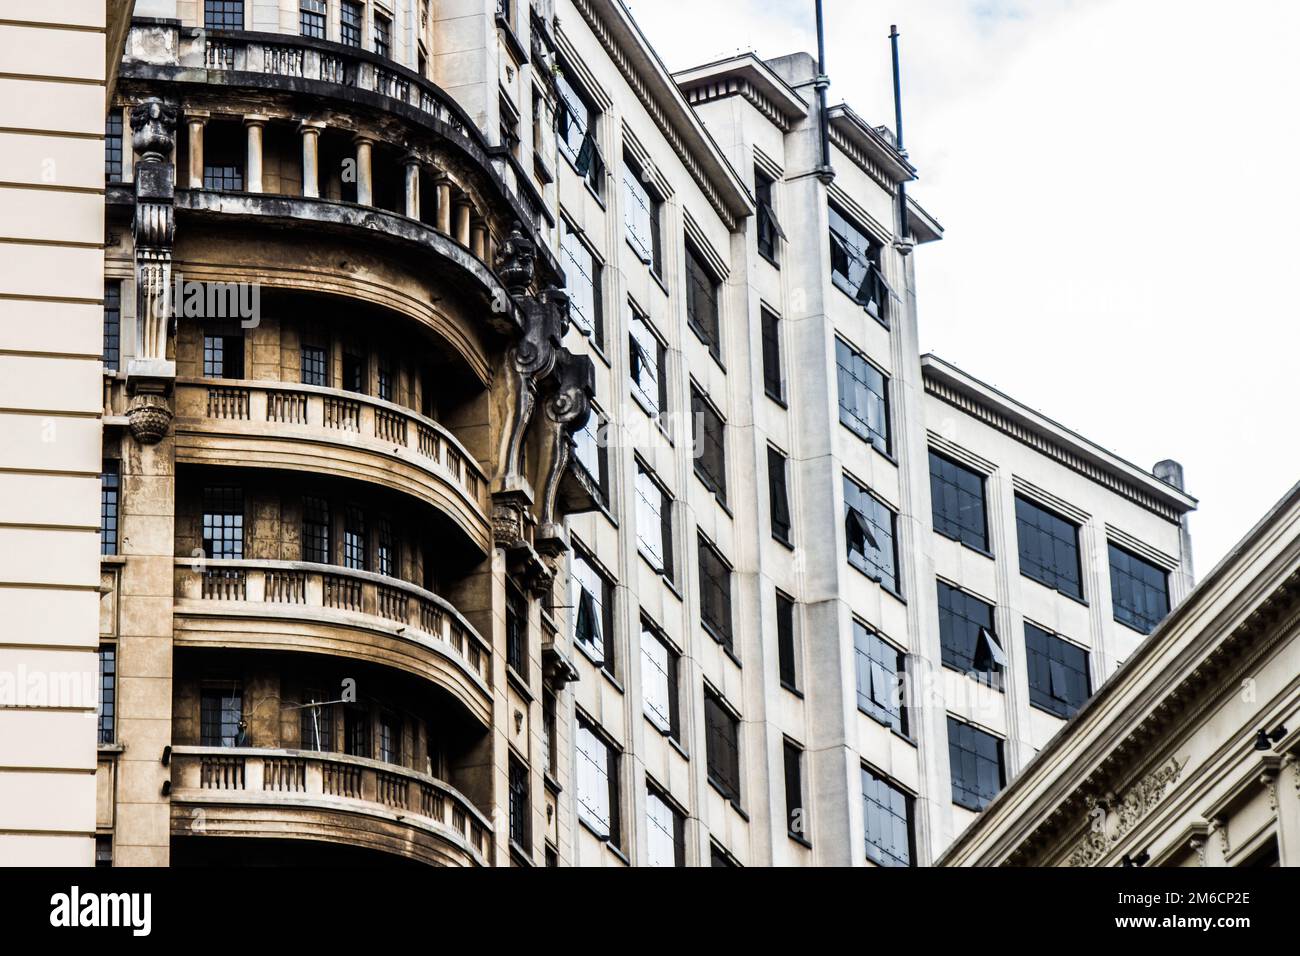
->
575 585 602 663
576 724 611 837
846 505 880 555
1048 658 1071 702
640 629 673 733
623 170 655 264
759 199 786 243
973 626 1008 672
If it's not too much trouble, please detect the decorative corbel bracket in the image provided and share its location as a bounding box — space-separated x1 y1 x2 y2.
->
126 97 179 445
535 347 596 556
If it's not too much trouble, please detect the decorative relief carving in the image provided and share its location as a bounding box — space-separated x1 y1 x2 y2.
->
495 284 568 494
1067 757 1185 867
126 393 174 445
536 348 595 552
129 97 178 366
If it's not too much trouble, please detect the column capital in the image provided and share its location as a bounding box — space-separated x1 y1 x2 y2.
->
243 113 270 127
299 119 326 134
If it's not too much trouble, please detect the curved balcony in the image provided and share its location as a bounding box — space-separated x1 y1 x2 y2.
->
173 559 492 727
168 747 491 867
119 24 558 276
173 379 490 554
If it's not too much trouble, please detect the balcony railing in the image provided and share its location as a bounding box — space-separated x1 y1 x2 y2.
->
176 379 486 509
171 746 492 864
197 30 475 144
174 558 491 688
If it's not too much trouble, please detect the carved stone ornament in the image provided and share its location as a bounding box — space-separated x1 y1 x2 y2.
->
493 223 535 295
130 99 179 163
496 286 569 492
536 348 595 549
491 492 531 552
127 393 174 445
1067 757 1185 867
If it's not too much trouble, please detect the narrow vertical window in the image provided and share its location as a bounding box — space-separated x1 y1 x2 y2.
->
300 689 334 751
103 281 121 371
373 12 392 58
783 740 805 842
302 496 330 564
697 536 733 653
378 712 401 764
843 475 899 593
767 445 792 544
509 756 530 847
105 113 123 183
685 243 721 360
201 486 243 560
836 338 890 454
690 386 727 504
571 548 614 669
629 304 667 417
97 646 116 744
100 461 119 556
623 155 661 273
200 686 245 747
640 620 679 740
646 787 685 867
760 307 783 400
776 591 798 691
755 168 784 262
343 505 367 571
300 0 326 37
704 688 741 805
340 1 363 47
853 620 908 734
506 582 528 678
561 220 603 347
634 461 672 578
862 766 914 867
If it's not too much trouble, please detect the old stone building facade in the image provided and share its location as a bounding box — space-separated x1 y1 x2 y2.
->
3 0 1199 867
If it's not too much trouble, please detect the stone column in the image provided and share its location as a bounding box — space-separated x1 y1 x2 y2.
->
354 135 373 205
454 197 471 247
185 114 206 189
1277 756 1300 866
300 122 323 199
435 176 452 235
471 218 488 260
404 155 421 219
244 115 266 193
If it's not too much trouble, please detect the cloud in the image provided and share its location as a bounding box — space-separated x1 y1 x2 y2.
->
628 0 1300 571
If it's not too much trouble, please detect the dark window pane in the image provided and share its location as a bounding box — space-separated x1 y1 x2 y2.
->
301 344 327 387
776 592 797 690
203 332 244 379
698 537 733 651
783 741 804 840
862 766 913 866
200 687 244 747
340 1 363 47
1015 496 1083 599
629 306 666 417
929 451 989 551
947 717 1004 811
691 386 727 503
204 0 244 30
509 757 530 846
506 582 528 678
301 495 330 564
202 486 243 559
767 446 792 543
755 169 782 262
97 647 116 744
1025 622 1091 718
843 475 899 593
1108 543 1170 634
829 203 889 326
760 308 783 399
100 461 119 556
937 581 1003 689
343 505 366 570
685 244 721 360
704 690 741 804
300 0 325 37
836 339 890 454
105 113 123 183
853 620 908 734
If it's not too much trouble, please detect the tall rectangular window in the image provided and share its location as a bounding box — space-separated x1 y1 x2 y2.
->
203 330 244 379
634 461 672 579
1108 543 1170 635
853 620 907 735
100 461 119 556
202 486 243 559
556 64 602 195
690 386 727 504
947 717 1005 812
836 338 890 454
202 121 244 191
623 156 661 273
640 620 679 740
374 515 394 576
200 687 245 747
542 691 557 777
1015 495 1083 600
1025 623 1091 718
755 168 783 262
301 496 330 564
204 0 244 30
937 581 1004 687
373 12 392 58
343 505 367 570
685 243 721 360
345 707 369 757
697 536 733 653
929 450 989 552
376 356 393 403
776 591 798 690
862 766 914 867
300 690 334 751
340 1 363 47
628 305 667 417
105 113 123 183
506 582 528 678
342 350 365 394
300 0 326 37
301 344 327 387
378 711 401 764
646 787 685 867
573 409 608 504
103 281 121 371
767 445 792 544
97 646 116 744
575 715 621 846
760 307 783 400
508 756 530 847
783 740 805 841
829 203 890 325
561 220 603 347
843 475 899 593
704 688 741 805
571 548 614 669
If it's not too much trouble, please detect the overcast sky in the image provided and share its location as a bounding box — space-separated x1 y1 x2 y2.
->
625 0 1300 574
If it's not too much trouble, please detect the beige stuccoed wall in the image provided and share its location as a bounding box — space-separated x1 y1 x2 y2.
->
0 0 115 865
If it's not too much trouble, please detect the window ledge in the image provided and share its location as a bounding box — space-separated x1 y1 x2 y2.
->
543 771 562 795
940 660 1005 694
1020 571 1089 607
667 736 691 762
707 777 748 820
772 532 795 552
780 680 804 699
508 839 535 865
506 666 533 702
933 527 995 560
787 831 812 849
98 743 125 755
100 555 126 567
606 841 631 866
764 388 788 409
